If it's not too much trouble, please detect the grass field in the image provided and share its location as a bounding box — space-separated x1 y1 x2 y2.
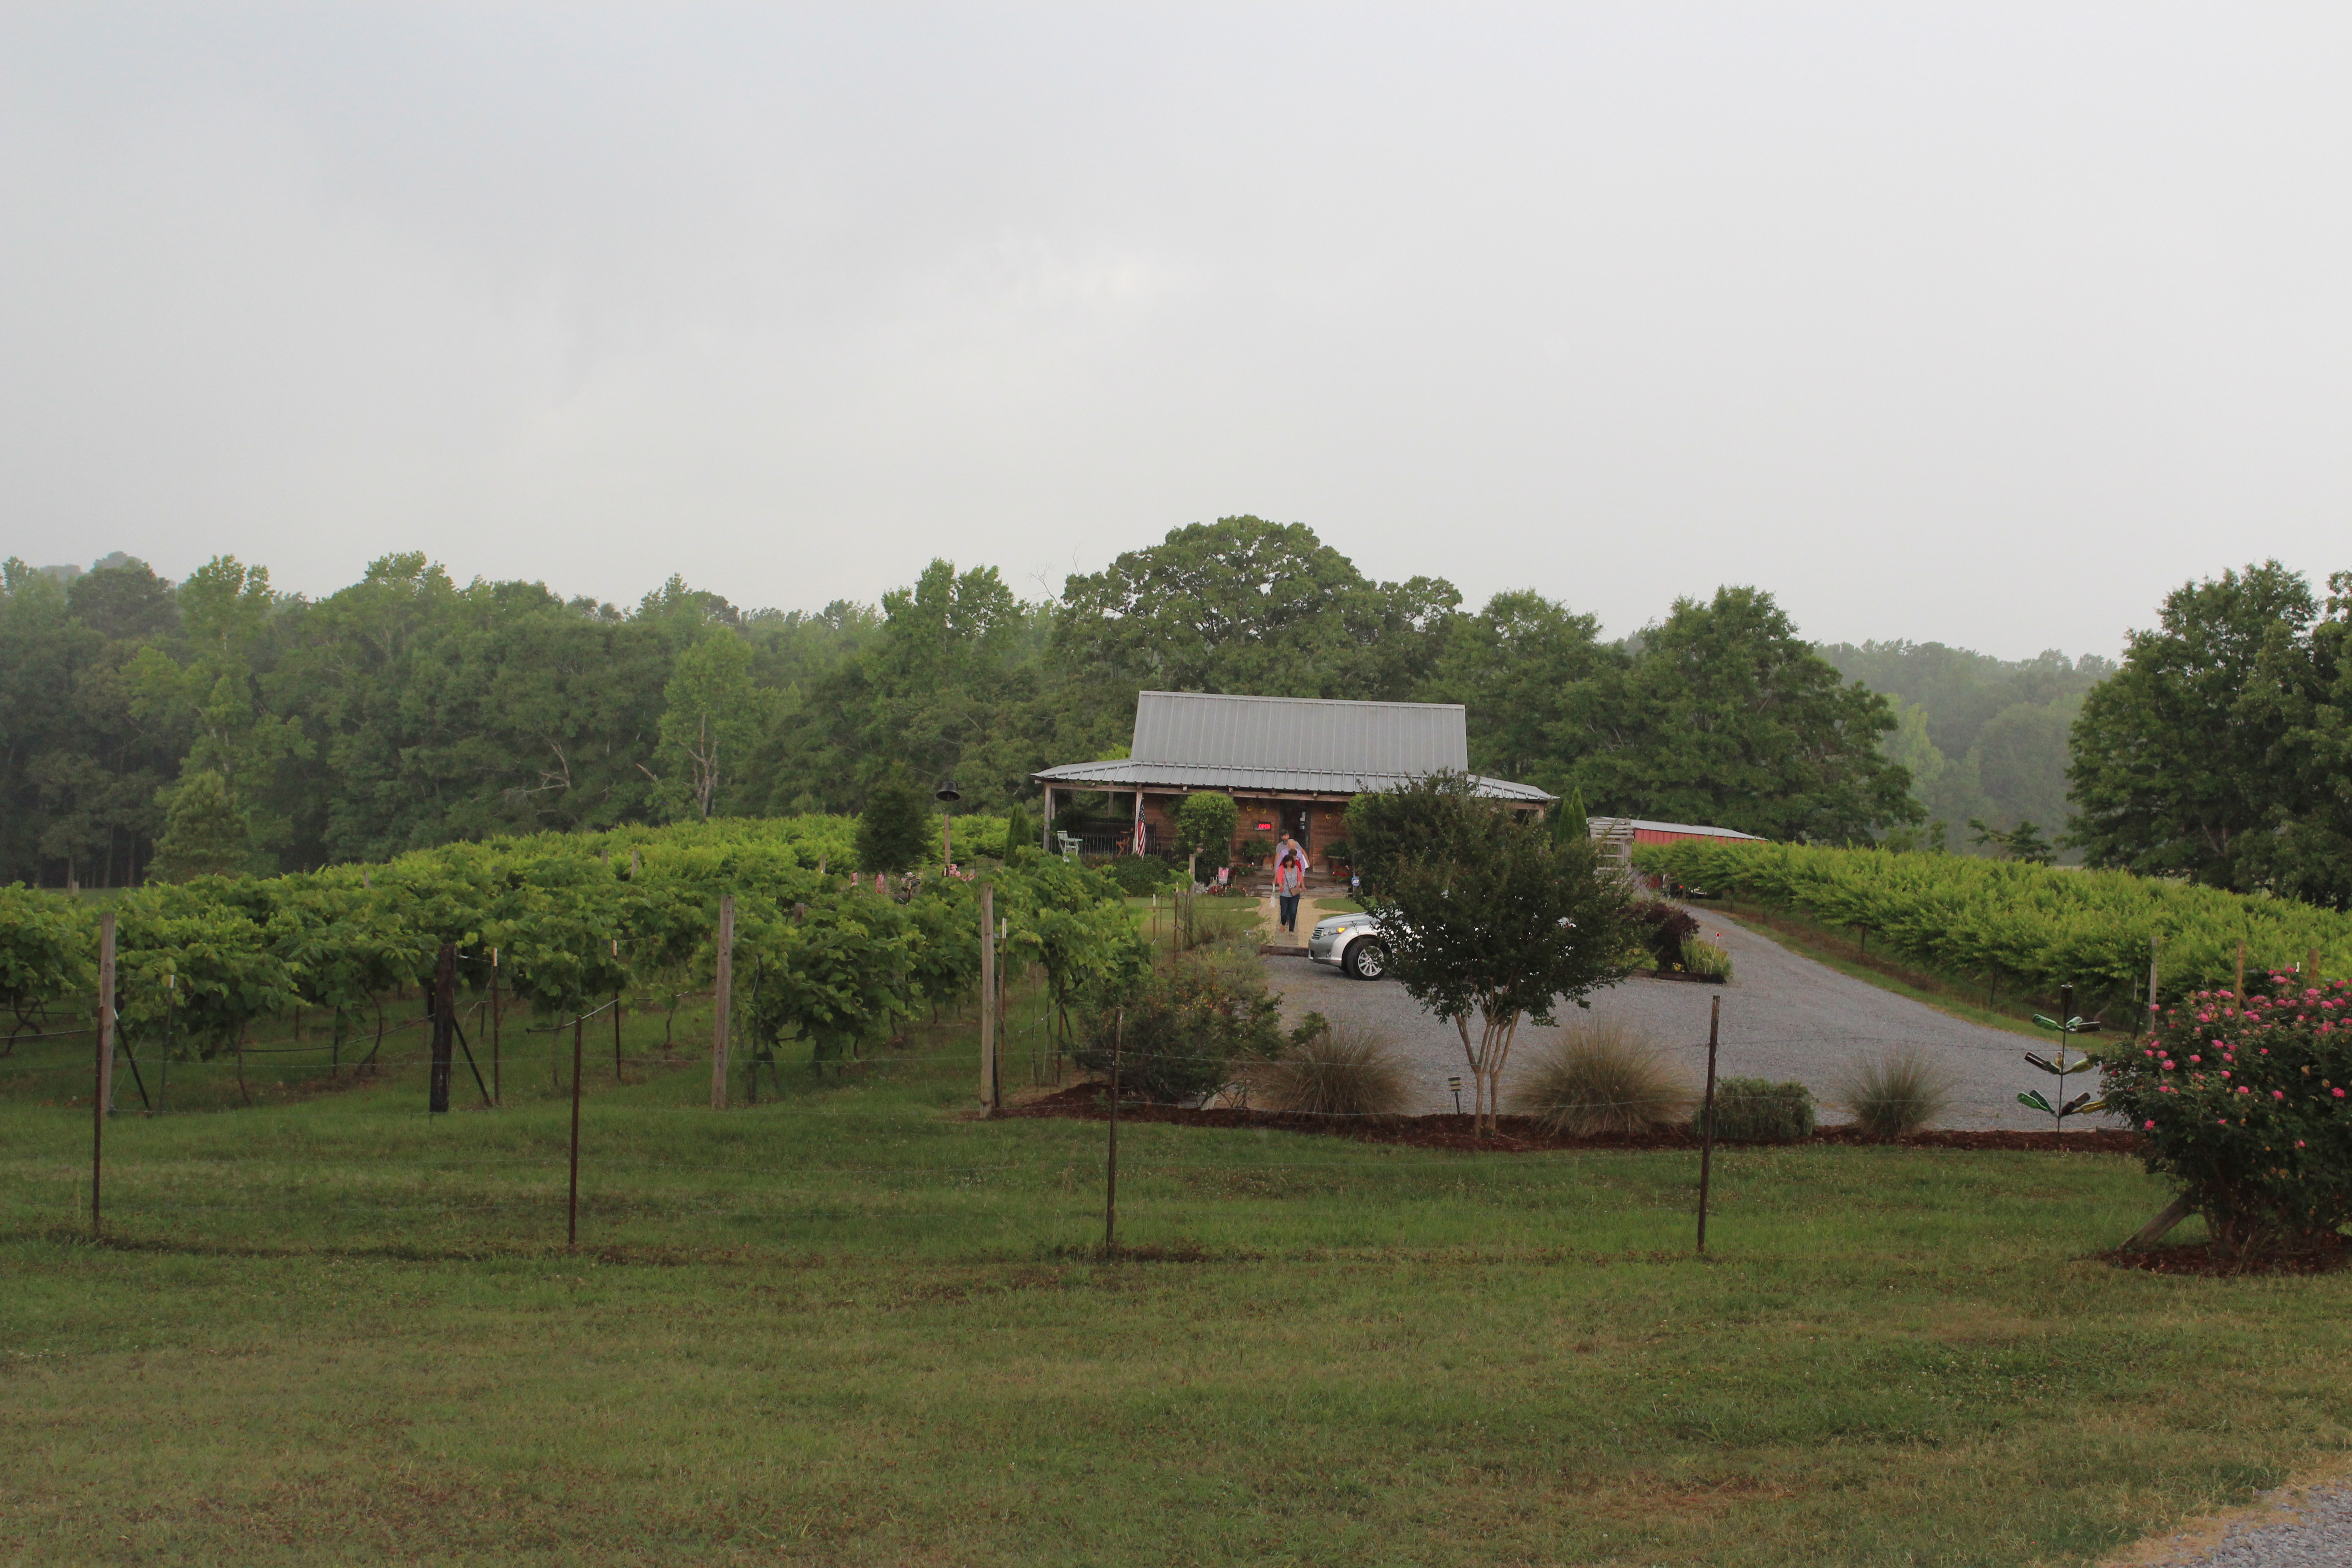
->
7 982 2352 1566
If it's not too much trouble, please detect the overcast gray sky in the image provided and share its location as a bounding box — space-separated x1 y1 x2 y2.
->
4 3 2346 658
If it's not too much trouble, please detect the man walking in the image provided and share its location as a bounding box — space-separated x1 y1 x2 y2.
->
1273 833 1307 936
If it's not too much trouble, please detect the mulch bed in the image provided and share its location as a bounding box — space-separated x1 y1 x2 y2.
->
2099 1235 2350 1277
1000 1083 2144 1155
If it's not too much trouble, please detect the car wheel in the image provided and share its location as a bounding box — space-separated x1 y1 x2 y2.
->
1342 938 1386 980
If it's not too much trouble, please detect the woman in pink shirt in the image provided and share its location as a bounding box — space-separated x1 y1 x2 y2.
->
1274 835 1307 934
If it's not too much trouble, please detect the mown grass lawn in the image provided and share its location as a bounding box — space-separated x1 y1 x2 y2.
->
5 1001 2351 1566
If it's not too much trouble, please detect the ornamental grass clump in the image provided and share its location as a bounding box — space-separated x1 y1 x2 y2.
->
1259 1017 1411 1120
1510 1019 1696 1136
1708 1077 1815 1142
1834 1047 1956 1138
2102 974 2352 1264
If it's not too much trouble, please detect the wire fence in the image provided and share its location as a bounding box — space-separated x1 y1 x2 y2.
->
2 933 2145 1265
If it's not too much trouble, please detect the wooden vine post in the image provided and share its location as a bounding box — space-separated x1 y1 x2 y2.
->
92 911 116 1236
710 894 735 1110
427 943 456 1114
977 883 998 1115
489 947 501 1105
567 1007 585 1247
1695 993 1720 1255
1103 1007 1122 1256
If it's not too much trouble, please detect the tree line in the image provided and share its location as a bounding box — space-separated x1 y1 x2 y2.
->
4 520 2343 906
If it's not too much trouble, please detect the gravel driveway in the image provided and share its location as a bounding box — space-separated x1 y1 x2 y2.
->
2126 1480 2352 1567
1268 902 2108 1132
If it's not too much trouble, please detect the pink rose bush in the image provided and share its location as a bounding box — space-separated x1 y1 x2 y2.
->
2103 974 2352 1260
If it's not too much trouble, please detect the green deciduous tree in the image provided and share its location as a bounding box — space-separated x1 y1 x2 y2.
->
1348 774 1641 1133
1424 589 1615 793
2245 571 2352 908
1572 587 1917 842
1053 517 1458 749
2066 561 2346 903
127 557 310 861
652 631 764 821
1174 791 1238 869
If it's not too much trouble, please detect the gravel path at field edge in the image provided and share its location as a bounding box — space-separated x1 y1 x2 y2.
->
2124 1479 2352 1566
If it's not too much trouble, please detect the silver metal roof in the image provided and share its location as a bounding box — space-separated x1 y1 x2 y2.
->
1130 690 1468 776
1588 815 1766 841
1033 756 1553 802
1034 691 1551 802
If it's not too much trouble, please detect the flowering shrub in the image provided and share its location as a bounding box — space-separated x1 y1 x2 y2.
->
2102 974 2352 1260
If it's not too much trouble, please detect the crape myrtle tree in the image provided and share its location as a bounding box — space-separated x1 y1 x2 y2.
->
1349 773 1642 1135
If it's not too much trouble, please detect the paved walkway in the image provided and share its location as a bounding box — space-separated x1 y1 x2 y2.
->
1267 902 2105 1131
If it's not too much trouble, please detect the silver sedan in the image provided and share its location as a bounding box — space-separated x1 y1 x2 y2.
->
1307 911 1390 980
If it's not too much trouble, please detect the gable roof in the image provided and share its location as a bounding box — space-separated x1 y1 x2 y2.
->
1033 691 1553 802
1134 690 1466 775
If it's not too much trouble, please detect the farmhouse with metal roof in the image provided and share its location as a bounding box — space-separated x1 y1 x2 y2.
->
1031 690 1553 869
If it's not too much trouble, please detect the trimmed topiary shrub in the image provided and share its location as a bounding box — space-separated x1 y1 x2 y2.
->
1707 1078 1815 1142
854 777 931 874
2102 973 2352 1264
